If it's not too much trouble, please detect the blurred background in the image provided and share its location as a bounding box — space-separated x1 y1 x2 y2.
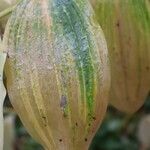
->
1 0 150 150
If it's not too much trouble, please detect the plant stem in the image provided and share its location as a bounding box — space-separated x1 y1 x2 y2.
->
0 4 17 19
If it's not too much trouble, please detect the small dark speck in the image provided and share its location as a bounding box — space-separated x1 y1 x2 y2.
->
126 96 129 101
63 113 67 118
59 139 62 142
146 66 150 71
75 122 78 126
116 21 120 27
92 117 96 121
88 123 91 126
42 116 47 127
85 138 87 142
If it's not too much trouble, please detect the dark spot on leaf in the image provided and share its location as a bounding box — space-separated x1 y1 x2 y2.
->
116 21 120 27
75 122 78 126
85 138 87 142
42 116 47 127
63 113 67 118
92 117 96 121
59 139 62 142
126 96 129 101
146 66 150 71
39 109 47 126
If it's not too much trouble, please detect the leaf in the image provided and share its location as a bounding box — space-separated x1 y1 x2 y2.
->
0 38 7 150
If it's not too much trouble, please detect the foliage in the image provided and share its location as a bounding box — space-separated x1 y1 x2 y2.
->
1 1 150 150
